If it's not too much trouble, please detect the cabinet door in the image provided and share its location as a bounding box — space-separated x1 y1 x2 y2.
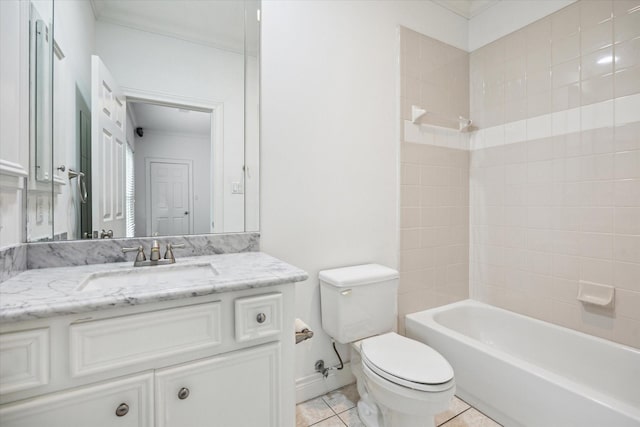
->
156 343 281 427
0 372 153 427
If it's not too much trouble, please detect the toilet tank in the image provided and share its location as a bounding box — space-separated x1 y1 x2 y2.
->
319 264 399 344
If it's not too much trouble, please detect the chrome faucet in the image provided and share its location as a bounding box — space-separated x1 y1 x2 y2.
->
149 239 161 261
122 242 186 267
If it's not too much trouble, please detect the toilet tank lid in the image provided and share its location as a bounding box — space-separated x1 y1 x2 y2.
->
319 264 398 287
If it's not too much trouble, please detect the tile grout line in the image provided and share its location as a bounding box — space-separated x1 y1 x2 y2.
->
308 413 348 427
437 405 473 427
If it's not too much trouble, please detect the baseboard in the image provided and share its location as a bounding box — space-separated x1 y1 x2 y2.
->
295 362 355 403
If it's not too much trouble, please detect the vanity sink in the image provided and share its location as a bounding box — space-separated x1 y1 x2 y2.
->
77 262 219 292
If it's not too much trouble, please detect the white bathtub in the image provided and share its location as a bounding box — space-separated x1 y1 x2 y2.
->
405 300 640 427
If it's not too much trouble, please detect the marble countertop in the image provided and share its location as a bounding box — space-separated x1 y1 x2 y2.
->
0 252 308 323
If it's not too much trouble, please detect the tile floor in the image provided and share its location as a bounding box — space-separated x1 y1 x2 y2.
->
296 384 502 427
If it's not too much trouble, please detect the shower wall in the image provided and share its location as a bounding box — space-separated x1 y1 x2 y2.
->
469 0 640 348
399 27 470 333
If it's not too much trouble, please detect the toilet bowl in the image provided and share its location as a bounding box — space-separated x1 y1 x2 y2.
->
319 264 456 427
352 333 455 427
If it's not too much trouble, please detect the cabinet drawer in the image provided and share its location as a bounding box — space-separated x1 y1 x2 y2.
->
0 372 153 427
235 293 282 342
70 302 221 377
0 328 49 395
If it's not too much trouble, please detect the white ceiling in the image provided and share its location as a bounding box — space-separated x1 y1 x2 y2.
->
432 0 501 19
90 0 258 53
128 102 211 137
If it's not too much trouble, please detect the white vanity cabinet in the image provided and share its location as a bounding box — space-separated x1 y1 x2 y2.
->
0 372 154 427
0 284 296 427
155 343 280 427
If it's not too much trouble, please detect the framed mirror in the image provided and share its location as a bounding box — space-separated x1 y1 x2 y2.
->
26 0 260 242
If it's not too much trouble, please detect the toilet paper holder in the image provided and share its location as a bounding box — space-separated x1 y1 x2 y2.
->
295 318 314 344
296 329 314 344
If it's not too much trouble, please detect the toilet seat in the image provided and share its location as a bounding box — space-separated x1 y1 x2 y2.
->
361 332 454 392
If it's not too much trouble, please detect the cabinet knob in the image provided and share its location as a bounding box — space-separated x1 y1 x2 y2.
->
115 403 129 417
178 387 190 400
256 313 267 323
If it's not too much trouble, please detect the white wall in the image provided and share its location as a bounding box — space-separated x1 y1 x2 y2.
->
95 21 246 233
133 130 211 236
260 0 468 399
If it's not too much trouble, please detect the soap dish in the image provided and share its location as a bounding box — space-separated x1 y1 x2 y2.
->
577 280 615 308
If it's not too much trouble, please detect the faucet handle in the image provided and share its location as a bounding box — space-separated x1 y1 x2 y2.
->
163 243 185 262
122 246 146 262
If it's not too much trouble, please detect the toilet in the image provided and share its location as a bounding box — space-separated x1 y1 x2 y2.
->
319 264 455 427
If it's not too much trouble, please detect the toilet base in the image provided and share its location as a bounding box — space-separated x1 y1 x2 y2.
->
358 399 437 427
350 341 455 427
386 411 436 427
356 400 380 427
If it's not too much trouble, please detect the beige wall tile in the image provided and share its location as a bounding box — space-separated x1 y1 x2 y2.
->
615 122 640 151
614 150 640 179
581 0 613 29
405 3 640 349
401 163 420 185
581 73 614 104
400 228 420 250
505 28 527 59
615 207 640 234
401 247 435 271
399 140 469 317
614 235 640 263
613 316 640 348
581 20 613 54
582 47 614 79
401 185 420 207
580 257 614 284
614 261 640 291
552 83 581 112
614 179 640 206
615 289 640 320
528 69 552 95
553 254 581 279
552 59 580 88
614 0 640 17
401 142 422 163
552 2 581 40
614 66 640 98
614 37 640 71
527 48 552 74
614 6 640 42
552 33 581 65
526 16 552 52
401 207 420 228
580 127 614 155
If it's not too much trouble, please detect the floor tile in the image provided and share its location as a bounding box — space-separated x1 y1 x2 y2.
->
440 408 502 427
296 396 336 427
337 407 366 427
322 383 360 414
310 415 347 427
297 389 502 427
435 396 472 426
